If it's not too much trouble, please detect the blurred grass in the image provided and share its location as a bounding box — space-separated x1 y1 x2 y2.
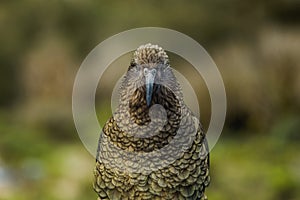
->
0 0 300 199
0 113 96 200
208 134 300 200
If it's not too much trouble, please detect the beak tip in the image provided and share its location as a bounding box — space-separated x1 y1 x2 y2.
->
146 93 151 106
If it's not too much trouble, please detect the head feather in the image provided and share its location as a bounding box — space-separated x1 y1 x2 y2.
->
132 43 169 66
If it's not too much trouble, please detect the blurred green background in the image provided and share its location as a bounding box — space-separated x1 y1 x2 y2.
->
0 0 299 199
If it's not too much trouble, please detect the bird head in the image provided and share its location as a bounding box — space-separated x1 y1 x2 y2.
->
125 43 177 107
117 43 183 128
114 44 184 146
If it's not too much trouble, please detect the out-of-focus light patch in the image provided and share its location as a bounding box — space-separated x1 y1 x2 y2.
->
21 158 45 181
0 165 14 199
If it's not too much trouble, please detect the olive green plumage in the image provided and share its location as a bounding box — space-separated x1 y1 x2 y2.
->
93 44 210 200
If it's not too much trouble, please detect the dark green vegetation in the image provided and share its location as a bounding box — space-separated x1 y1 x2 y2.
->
0 0 299 199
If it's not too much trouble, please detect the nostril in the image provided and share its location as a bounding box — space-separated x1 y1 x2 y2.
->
151 69 156 76
143 68 149 75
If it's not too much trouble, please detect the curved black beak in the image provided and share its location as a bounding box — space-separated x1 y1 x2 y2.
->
144 68 156 106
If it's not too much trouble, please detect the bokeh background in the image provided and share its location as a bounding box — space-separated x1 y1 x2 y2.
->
0 1 299 199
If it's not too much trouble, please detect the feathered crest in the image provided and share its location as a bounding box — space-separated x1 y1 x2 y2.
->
131 43 169 66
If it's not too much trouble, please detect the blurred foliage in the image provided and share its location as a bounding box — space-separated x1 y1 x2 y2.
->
0 0 299 199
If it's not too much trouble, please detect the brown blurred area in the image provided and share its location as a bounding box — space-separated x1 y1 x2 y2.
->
0 1 299 199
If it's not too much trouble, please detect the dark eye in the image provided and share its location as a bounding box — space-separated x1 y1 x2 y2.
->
128 61 137 71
